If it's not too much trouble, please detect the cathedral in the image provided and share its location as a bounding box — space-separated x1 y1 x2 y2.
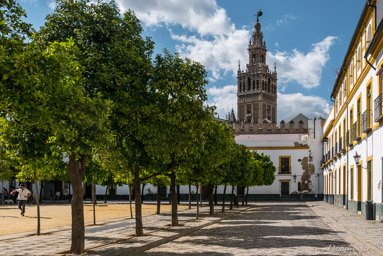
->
229 14 324 200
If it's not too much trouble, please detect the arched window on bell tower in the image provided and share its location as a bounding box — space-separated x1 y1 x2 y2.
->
257 80 259 89
261 54 264 63
247 77 251 91
268 78 271 92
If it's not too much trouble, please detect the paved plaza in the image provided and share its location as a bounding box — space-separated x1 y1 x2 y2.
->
0 201 382 255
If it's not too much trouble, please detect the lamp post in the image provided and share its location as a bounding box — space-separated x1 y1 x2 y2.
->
353 151 361 164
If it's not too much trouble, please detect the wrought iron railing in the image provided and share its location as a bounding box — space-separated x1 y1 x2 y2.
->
353 122 361 141
374 93 383 122
362 109 372 133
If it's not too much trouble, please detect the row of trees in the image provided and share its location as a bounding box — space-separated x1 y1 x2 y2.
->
0 0 275 254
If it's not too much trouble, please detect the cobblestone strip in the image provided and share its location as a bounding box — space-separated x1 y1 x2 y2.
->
308 202 383 256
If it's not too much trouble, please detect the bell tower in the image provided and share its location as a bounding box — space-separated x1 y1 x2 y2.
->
237 11 277 125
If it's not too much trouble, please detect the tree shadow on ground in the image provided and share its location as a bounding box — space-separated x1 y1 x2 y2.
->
88 203 350 256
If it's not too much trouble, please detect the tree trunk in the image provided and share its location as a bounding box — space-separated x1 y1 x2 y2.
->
242 187 245 206
200 186 203 207
68 154 87 254
170 171 178 226
156 185 161 214
39 181 44 203
196 184 199 219
134 164 143 236
237 186 239 208
92 181 96 225
222 184 227 213
33 173 40 236
214 185 218 205
188 184 192 209
230 185 234 210
208 184 214 215
129 183 133 219
246 187 249 206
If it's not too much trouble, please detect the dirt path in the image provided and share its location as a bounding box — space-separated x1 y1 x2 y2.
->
0 203 183 236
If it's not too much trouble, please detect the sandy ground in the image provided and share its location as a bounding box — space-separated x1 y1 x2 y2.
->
0 202 185 236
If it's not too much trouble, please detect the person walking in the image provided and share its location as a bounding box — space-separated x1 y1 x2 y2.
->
10 184 31 216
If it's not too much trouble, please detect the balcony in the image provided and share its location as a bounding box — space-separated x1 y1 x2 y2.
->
374 93 383 122
362 109 372 133
353 122 361 141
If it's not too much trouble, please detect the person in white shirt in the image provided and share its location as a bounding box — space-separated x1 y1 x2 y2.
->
10 184 31 216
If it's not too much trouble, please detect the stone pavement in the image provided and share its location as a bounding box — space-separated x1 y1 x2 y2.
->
0 201 382 255
142 202 383 256
309 201 383 255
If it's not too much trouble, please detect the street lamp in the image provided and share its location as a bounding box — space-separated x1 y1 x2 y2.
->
353 151 361 164
353 151 368 169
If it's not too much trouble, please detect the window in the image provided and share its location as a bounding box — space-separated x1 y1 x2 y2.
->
367 23 372 48
357 98 361 136
338 169 341 195
343 166 346 195
334 169 337 194
343 119 346 149
279 156 291 174
246 105 251 114
343 78 347 99
367 160 372 200
349 62 353 90
350 108 354 142
350 167 354 200
367 85 372 128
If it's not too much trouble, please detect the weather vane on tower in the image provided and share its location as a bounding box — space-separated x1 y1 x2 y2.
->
255 9 263 22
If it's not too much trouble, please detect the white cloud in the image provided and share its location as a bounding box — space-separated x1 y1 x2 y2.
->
265 14 296 31
116 0 232 36
267 36 337 89
207 85 237 118
116 0 249 80
277 92 330 122
206 87 330 123
48 0 56 11
173 30 249 80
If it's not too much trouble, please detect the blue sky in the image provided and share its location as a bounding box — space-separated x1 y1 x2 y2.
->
18 0 365 122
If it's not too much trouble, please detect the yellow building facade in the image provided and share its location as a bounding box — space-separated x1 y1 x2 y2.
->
322 0 383 221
